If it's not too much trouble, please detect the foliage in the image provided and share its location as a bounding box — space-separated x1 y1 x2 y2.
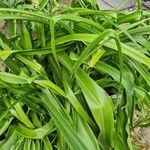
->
0 0 150 149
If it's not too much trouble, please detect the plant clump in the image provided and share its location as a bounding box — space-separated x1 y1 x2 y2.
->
0 0 150 149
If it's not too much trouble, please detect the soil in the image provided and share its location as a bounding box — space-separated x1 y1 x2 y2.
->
142 128 150 149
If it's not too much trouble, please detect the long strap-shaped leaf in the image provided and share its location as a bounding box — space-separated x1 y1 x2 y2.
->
95 61 134 94
0 72 65 96
71 30 112 75
76 68 114 146
0 127 19 150
53 14 104 31
55 34 150 68
58 52 114 146
40 89 88 150
128 60 150 87
15 120 55 139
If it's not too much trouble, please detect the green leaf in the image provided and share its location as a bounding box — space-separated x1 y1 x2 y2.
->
34 80 65 96
0 118 13 135
129 60 150 87
76 114 100 150
56 34 150 68
117 11 141 24
76 69 114 146
0 72 28 84
20 23 32 49
16 55 46 75
0 127 19 150
40 89 88 150
15 120 55 139
58 52 114 146
39 0 49 10
71 30 112 75
95 61 134 94
0 50 15 60
10 101 34 128
89 48 105 67
64 81 95 127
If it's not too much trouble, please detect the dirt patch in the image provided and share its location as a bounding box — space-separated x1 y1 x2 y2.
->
142 128 150 150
